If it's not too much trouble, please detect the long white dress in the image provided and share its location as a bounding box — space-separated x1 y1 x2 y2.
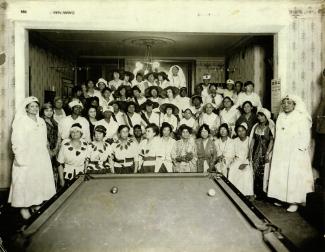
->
8 115 56 207
267 110 314 204
156 137 176 172
228 137 254 196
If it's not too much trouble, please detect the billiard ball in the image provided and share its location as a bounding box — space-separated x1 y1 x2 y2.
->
111 186 118 194
208 189 216 197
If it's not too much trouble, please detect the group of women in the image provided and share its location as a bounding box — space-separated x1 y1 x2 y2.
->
8 65 314 219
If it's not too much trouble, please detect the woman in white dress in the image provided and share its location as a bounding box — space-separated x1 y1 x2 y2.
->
9 96 56 219
199 103 221 136
177 87 191 113
57 123 89 186
160 103 179 133
214 123 235 177
167 65 186 89
156 71 170 89
228 123 254 196
161 86 179 106
268 94 314 212
235 81 262 109
219 96 241 136
156 123 176 172
179 108 199 135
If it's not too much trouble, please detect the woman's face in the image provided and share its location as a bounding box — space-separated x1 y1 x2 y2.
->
120 127 129 139
172 66 179 76
87 80 94 89
237 127 247 139
72 105 82 116
162 127 171 137
166 107 173 115
282 98 295 113
133 90 140 98
180 89 187 97
136 75 143 82
70 130 82 140
193 98 201 107
113 72 120 79
181 129 190 139
134 128 142 138
146 128 155 139
148 74 155 82
151 89 158 97
146 105 153 113
201 128 209 139
91 100 99 107
98 83 106 91
112 104 119 112
246 84 254 92
54 99 63 109
128 105 135 113
243 103 253 114
103 90 111 99
219 127 228 137
205 104 213 114
43 107 53 118
166 89 173 98
184 110 192 119
76 90 83 97
227 83 234 91
257 113 267 123
88 108 97 118
223 98 232 108
94 131 104 141
26 102 39 115
158 75 163 81
81 84 87 92
235 83 242 92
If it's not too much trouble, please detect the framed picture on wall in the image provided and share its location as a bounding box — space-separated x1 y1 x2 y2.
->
62 78 74 100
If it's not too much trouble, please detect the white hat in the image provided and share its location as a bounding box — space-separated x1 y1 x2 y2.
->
68 100 84 109
96 78 108 88
226 79 235 85
102 106 114 113
202 74 211 80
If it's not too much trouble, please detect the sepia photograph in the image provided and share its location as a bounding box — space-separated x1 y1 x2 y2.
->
0 0 324 251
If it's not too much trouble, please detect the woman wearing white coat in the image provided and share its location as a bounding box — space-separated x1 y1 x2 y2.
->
8 96 56 219
268 94 314 212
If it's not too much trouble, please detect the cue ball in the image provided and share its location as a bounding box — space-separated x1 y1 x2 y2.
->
208 189 216 197
111 186 118 194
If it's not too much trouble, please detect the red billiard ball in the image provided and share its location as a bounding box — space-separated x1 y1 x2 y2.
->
111 186 118 194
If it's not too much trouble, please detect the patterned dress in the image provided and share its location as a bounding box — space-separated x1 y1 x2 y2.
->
171 138 197 172
251 125 273 198
111 138 138 174
57 139 89 180
86 141 112 174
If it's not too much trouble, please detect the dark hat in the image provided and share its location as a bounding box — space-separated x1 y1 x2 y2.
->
143 72 158 80
163 86 180 97
122 71 135 82
140 99 159 111
109 100 127 112
114 85 132 98
132 85 141 93
159 103 179 115
191 95 203 104
145 86 163 98
157 71 169 81
126 101 140 113
94 125 107 135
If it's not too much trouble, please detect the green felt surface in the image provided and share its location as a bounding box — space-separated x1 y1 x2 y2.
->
26 175 270 252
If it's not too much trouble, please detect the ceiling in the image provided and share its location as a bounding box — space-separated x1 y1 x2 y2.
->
29 30 263 58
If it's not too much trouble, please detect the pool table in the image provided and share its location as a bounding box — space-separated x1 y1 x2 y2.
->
20 173 294 252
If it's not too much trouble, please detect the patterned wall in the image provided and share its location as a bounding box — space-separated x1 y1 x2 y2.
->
29 44 74 103
228 46 266 103
286 6 323 117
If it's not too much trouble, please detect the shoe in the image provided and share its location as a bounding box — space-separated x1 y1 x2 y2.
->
274 202 282 207
286 204 298 212
20 208 31 220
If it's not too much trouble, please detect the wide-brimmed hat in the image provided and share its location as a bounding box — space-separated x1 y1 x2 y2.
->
159 103 179 115
132 85 141 93
157 71 169 81
121 71 135 82
96 78 108 88
182 107 196 115
143 72 158 80
126 101 140 113
140 99 159 111
109 100 127 112
191 95 203 104
162 86 180 97
145 86 163 98
114 85 132 98
68 100 84 109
